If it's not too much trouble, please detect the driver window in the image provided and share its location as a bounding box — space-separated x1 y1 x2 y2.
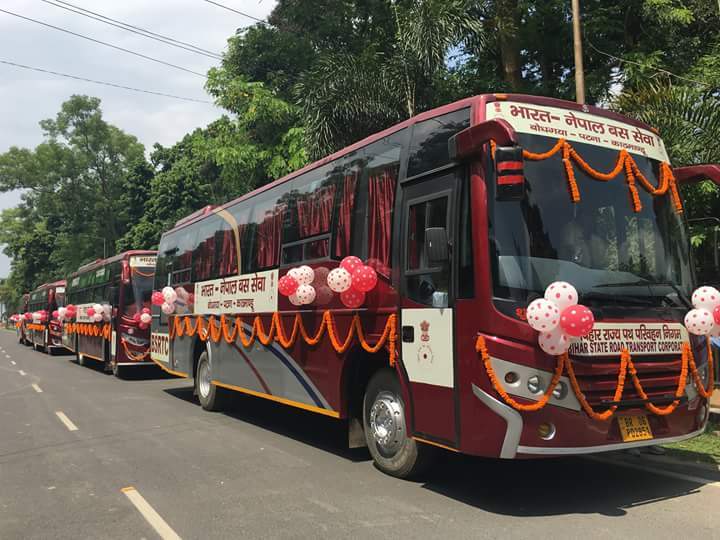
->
406 196 450 307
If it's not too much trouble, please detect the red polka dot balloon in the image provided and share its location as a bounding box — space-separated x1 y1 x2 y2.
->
714 305 720 326
52 310 59 319
684 308 714 336
560 305 595 337
340 288 365 309
278 275 299 297
544 281 579 311
340 256 364 275
526 298 560 332
351 265 378 293
691 286 720 311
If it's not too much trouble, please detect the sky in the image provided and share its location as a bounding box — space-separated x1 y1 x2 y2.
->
0 0 277 278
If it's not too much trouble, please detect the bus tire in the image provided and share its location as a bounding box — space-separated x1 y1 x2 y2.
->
363 369 434 479
195 352 225 412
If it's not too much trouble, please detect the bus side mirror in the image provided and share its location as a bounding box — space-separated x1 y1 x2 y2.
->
674 164 720 187
426 227 449 263
494 145 525 201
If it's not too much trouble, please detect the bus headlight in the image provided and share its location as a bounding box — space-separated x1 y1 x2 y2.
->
552 381 568 400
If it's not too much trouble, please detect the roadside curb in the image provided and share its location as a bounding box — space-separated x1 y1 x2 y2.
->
632 450 720 476
710 407 720 423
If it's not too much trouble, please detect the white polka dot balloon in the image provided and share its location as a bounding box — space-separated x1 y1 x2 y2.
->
686 286 720 336
538 327 570 356
692 286 720 311
327 268 352 293
288 293 302 306
526 298 560 332
296 265 315 286
295 284 317 305
684 308 714 336
544 281 579 311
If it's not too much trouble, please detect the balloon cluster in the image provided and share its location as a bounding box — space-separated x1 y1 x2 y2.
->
32 310 48 323
277 256 379 308
527 281 595 355
86 303 111 323
57 305 77 322
152 286 194 315
132 307 152 330
23 312 33 322
684 286 720 337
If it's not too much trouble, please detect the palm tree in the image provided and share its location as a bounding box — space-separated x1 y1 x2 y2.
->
295 0 485 159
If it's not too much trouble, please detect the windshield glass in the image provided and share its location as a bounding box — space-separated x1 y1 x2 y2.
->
488 132 693 310
123 267 155 316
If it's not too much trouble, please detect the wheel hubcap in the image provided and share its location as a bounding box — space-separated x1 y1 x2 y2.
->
198 359 211 399
369 391 405 456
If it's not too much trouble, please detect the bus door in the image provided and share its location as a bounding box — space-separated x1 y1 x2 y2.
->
399 171 459 443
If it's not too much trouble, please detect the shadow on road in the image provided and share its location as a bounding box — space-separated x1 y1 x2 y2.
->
162 384 706 516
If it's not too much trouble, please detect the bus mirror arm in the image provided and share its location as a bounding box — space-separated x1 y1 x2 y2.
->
674 164 720 188
448 119 519 162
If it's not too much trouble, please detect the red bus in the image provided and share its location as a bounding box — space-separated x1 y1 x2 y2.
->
24 280 66 354
150 94 720 478
63 251 157 378
16 293 30 345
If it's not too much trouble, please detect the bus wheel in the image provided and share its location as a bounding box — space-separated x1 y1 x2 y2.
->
363 369 434 479
195 352 225 412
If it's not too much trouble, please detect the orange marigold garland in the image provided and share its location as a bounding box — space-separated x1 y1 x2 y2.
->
476 334 706 421
169 311 397 366
493 138 683 214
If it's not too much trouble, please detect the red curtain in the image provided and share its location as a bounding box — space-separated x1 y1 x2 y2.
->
297 185 336 258
334 172 357 257
368 167 397 277
257 207 284 268
219 228 239 276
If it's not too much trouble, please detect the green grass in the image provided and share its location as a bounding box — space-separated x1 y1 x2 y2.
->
662 421 720 466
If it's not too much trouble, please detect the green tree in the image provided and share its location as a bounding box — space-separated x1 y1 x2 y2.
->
0 95 145 288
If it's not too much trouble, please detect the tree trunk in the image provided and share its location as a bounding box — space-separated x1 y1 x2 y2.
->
496 0 522 91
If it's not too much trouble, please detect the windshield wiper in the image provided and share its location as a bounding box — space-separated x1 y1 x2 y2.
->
593 280 691 308
582 291 655 306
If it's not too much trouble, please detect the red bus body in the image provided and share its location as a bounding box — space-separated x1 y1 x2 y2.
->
63 251 157 376
151 94 715 470
25 280 66 354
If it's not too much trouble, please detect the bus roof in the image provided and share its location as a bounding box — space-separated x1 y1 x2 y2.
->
69 250 157 278
30 279 66 294
163 93 659 236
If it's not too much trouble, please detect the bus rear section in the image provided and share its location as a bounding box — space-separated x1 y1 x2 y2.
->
25 281 66 355
150 94 718 478
64 251 157 378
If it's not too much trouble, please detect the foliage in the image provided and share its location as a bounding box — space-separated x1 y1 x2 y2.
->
0 96 147 290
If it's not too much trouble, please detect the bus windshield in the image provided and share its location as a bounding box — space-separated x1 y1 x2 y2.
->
489 132 693 310
123 267 155 316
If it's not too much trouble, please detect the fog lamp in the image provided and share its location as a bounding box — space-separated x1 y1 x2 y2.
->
504 372 519 385
552 381 568 400
527 375 544 394
538 422 556 440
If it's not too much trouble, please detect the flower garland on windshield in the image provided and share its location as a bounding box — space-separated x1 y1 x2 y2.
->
492 139 683 214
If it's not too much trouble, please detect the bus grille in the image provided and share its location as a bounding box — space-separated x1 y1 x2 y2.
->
569 355 683 409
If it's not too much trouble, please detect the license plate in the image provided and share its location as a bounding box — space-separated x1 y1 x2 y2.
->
618 415 653 443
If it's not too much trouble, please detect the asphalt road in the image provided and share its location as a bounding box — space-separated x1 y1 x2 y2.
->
0 329 718 540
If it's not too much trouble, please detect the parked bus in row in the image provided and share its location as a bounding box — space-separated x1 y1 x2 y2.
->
150 94 720 478
15 293 29 345
24 280 66 354
63 251 157 378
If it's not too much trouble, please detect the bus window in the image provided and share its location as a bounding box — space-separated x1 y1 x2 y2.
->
405 196 450 307
407 108 470 178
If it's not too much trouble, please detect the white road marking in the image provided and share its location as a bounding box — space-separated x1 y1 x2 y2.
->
32 383 43 393
121 486 181 540
18 370 26 376
586 456 720 488
5 354 10 358
11 360 16 365
54 411 78 432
